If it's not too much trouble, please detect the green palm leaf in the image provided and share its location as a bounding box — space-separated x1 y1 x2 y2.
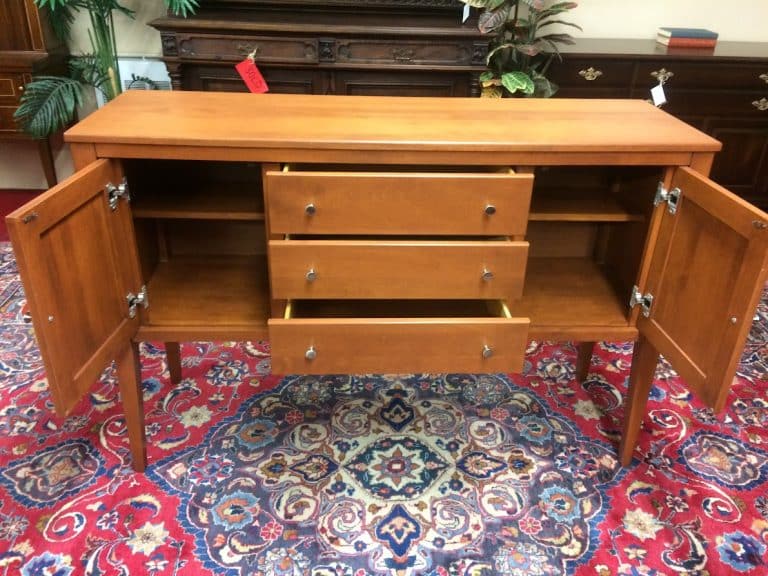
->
13 76 84 139
165 0 200 17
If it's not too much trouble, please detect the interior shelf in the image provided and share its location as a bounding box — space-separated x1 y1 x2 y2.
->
529 190 644 222
144 255 270 327
132 182 264 221
514 258 631 328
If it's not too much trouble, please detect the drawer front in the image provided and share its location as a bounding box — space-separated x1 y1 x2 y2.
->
0 74 25 105
548 58 635 88
335 39 474 66
177 34 319 63
269 240 528 299
269 316 530 374
266 170 533 235
0 107 20 133
634 61 768 90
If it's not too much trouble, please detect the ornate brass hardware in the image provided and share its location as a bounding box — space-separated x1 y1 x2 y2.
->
579 67 603 81
752 98 768 111
651 68 674 85
760 73 768 84
392 48 415 62
238 43 260 59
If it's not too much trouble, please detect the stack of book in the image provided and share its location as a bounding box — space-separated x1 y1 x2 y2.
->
656 27 718 48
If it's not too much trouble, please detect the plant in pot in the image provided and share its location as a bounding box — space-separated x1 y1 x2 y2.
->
14 0 200 139
459 0 580 97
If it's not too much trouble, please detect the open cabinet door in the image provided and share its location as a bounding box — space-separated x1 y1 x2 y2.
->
7 159 142 417
638 166 768 411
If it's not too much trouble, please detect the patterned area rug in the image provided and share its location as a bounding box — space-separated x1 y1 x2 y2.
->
0 241 767 575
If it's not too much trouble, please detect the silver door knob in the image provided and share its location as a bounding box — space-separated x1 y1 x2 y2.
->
482 345 493 359
484 204 496 215
305 346 317 360
306 268 317 282
482 268 494 281
305 203 316 215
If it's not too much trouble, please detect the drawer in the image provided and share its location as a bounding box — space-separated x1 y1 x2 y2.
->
335 39 475 66
548 58 636 88
634 61 768 90
269 239 528 299
266 168 533 235
269 299 529 374
0 74 25 105
0 107 20 133
177 34 318 63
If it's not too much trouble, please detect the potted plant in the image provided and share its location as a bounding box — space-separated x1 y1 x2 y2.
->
459 0 580 97
14 0 199 139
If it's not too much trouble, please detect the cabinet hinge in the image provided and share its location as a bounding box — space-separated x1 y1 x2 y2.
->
126 285 148 319
654 182 680 215
107 178 130 211
630 285 654 318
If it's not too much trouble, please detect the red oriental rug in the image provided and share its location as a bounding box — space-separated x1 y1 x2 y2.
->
0 242 766 575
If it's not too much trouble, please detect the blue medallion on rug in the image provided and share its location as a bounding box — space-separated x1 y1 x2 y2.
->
148 373 624 575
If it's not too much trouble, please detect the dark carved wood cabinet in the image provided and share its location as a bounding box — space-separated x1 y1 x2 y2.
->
151 0 487 97
549 40 768 210
0 0 67 186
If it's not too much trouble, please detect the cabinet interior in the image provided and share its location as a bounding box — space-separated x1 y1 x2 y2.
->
124 159 661 339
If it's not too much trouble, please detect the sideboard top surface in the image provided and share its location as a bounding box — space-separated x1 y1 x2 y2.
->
65 91 721 155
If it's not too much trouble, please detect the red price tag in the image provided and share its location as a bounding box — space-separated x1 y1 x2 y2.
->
235 59 269 93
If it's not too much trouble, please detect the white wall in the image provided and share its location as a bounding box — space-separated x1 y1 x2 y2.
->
3 0 767 189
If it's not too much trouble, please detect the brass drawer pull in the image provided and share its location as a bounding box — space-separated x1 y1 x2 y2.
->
306 268 318 282
651 68 674 85
305 203 316 215
481 268 494 281
760 73 768 84
484 204 496 215
482 345 493 359
305 346 317 360
752 98 768 111
579 67 603 81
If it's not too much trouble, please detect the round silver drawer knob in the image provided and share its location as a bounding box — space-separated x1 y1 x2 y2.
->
305 203 316 215
22 312 32 324
305 346 317 360
484 204 496 215
306 268 317 282
482 268 494 281
482 345 493 359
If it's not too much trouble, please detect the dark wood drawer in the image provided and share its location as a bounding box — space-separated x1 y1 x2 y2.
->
0 73 25 105
549 58 636 88
177 34 318 63
0 106 20 133
634 62 768 90
632 88 767 116
269 299 529 374
335 39 474 66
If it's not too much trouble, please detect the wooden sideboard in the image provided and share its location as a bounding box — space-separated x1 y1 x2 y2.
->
7 92 768 473
150 3 486 97
0 0 67 187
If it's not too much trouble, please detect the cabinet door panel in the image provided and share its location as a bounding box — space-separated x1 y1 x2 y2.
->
6 159 142 416
638 166 768 410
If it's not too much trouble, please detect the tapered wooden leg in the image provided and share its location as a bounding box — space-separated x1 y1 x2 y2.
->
37 137 57 187
116 341 146 472
619 335 659 466
165 341 182 384
575 341 595 382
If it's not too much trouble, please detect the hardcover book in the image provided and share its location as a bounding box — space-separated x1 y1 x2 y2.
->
657 27 719 39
